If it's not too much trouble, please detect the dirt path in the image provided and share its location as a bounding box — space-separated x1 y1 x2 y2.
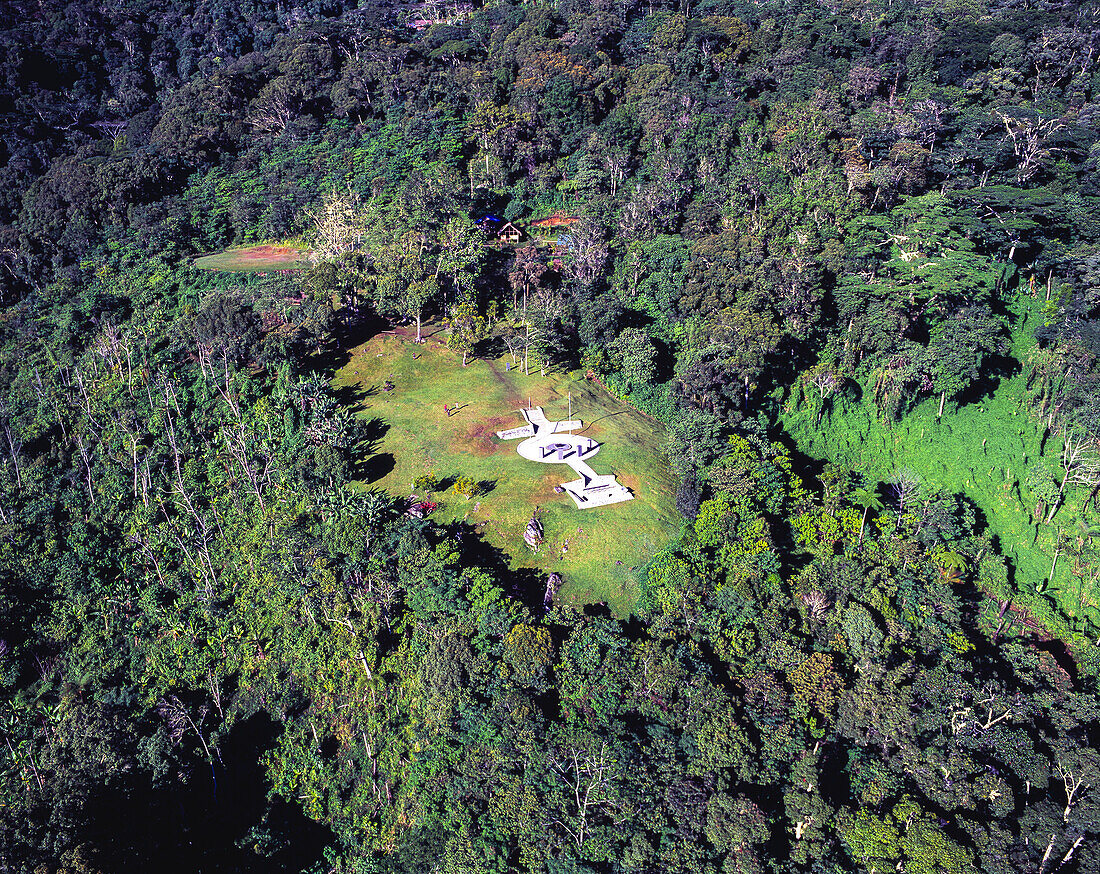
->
486 357 526 410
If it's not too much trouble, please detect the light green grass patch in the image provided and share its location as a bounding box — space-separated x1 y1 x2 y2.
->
781 296 1099 643
332 331 681 614
194 243 310 273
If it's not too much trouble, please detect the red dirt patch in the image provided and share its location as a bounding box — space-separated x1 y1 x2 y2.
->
529 214 578 228
194 244 310 273
241 245 300 260
466 421 506 456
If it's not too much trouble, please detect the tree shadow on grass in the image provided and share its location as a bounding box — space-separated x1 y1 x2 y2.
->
956 350 1020 408
350 417 390 481
360 452 395 483
449 520 546 614
765 423 827 579
304 311 392 377
477 479 498 496
476 335 506 359
333 382 374 415
336 309 389 348
305 338 353 376
362 416 389 443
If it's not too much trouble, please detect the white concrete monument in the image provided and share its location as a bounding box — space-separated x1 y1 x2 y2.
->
496 407 634 509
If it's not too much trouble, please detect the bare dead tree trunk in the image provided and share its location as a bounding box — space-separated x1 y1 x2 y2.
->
1 420 21 488
129 533 165 586
216 349 241 421
1040 833 1056 873
76 434 95 506
1047 544 1062 589
1058 764 1089 823
1055 835 1085 871
222 422 270 513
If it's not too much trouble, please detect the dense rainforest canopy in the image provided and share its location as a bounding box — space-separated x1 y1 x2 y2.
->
1 0 1100 871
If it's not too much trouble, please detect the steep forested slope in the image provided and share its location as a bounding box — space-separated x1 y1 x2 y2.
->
1 0 1099 872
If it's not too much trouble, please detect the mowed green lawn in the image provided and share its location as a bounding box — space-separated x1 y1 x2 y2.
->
332 330 681 613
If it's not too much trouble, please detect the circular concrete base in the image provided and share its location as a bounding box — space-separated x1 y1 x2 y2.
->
516 433 600 464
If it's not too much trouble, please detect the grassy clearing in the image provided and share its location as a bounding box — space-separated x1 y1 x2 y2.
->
781 296 1099 640
193 243 310 273
331 329 681 614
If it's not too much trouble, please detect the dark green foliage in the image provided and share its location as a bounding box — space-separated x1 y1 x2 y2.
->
1 0 1100 870
676 469 702 520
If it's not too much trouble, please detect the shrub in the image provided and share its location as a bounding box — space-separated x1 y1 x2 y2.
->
451 476 478 500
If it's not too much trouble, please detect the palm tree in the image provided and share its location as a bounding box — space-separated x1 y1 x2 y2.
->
852 485 884 545
935 550 968 583
359 488 392 532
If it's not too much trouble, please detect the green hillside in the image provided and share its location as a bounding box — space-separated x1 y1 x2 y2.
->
332 329 680 613
783 295 1099 643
